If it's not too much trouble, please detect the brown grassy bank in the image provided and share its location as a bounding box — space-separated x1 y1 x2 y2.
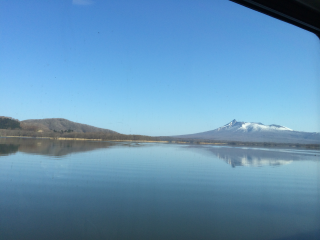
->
0 129 161 142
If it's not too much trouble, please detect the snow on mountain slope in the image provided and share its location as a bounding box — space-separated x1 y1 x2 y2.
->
175 119 320 144
216 119 293 132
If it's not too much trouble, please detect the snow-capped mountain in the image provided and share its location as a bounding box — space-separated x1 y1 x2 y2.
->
175 119 320 144
215 119 293 132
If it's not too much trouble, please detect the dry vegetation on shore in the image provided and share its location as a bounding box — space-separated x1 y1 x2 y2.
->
0 129 162 142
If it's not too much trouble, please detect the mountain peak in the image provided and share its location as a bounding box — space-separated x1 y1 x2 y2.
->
175 119 320 144
216 119 239 131
226 119 237 126
216 119 296 133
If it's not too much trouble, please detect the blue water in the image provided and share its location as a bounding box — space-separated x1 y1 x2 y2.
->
0 139 319 240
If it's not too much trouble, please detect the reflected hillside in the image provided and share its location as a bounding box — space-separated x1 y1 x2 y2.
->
187 145 319 167
0 143 19 156
0 138 118 157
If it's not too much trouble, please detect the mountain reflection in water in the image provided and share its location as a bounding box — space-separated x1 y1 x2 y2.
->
185 145 318 167
0 138 125 157
0 138 319 240
0 143 19 156
0 138 318 168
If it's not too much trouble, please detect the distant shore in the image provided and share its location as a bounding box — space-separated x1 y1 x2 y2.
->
1 135 319 149
1 117 319 149
1 136 225 145
1 135 168 143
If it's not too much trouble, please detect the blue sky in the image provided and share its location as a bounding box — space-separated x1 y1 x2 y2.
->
0 0 319 135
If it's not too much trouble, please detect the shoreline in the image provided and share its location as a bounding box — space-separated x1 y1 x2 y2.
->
1 136 168 143
1 136 226 145
1 136 319 149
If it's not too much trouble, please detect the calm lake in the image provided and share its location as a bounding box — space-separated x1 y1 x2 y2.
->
0 138 319 240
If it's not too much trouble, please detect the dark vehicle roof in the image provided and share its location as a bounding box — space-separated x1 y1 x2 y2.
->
230 0 320 38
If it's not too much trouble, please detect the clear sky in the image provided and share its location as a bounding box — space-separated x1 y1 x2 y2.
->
1 0 319 136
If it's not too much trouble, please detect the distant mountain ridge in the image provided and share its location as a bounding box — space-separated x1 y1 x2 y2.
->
175 119 320 144
215 119 293 132
2 116 319 144
21 118 118 134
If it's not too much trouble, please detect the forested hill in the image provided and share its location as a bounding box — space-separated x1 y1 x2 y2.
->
21 118 117 134
0 117 21 130
0 117 160 142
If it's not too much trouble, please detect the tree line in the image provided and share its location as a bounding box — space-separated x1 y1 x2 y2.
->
0 117 21 130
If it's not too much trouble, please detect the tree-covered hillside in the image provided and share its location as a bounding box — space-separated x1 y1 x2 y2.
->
21 118 117 133
0 117 21 130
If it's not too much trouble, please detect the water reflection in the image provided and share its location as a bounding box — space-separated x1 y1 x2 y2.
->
0 143 19 156
186 145 319 167
0 137 119 157
1 138 318 168
0 138 319 240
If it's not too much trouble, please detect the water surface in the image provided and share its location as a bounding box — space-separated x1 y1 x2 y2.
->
0 138 319 240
